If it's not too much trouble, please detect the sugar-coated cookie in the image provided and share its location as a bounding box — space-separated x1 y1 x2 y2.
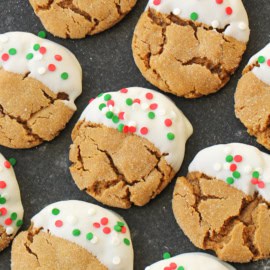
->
0 153 23 251
0 32 82 149
132 0 250 98
145 253 235 270
11 200 133 270
29 0 137 39
70 87 192 208
173 143 270 263
235 43 270 150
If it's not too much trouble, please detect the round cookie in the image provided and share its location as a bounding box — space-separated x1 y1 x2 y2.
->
145 252 235 270
69 87 193 208
0 153 24 251
29 0 137 39
11 200 133 270
0 32 82 149
132 0 250 98
173 143 270 263
235 43 270 150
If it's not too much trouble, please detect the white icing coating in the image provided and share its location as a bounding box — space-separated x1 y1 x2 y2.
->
145 253 235 270
147 0 250 42
0 154 24 238
0 32 82 110
31 200 134 270
80 87 193 172
189 143 270 202
248 42 270 86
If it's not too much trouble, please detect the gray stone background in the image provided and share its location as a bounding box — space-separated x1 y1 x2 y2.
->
0 0 269 269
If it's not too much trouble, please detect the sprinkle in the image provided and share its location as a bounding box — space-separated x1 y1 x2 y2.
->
1 53 9 61
164 119 172 127
106 111 114 119
72 229 81 236
61 72 69 80
148 112 155 119
114 225 122 232
99 103 106 111
0 181 6 189
38 67 46 75
38 31 46 38
146 92 153 100
225 155 233 162
86 232 94 240
190 12 199 21
121 226 127 233
251 178 258 185
10 212 17 220
150 103 158 110
55 220 63 227
5 218 12 226
104 94 112 101
91 236 99 244
129 126 136 133
39 47 46 54
226 177 234 185
216 0 223 4
124 238 130 246
4 161 11 169
93 222 101 228
48 64 56 72
258 181 265 189
66 215 77 225
234 155 243 162
87 208 96 216
173 8 181 15
153 0 161 6
112 115 120 124
16 220 23 227
233 171 241 179
0 207 7 216
101 217 109 226
112 256 121 265
225 7 233 15
26 53 34 60
9 158 17 166
118 112 125 120
120 88 128 93
52 208 60 215
107 100 115 107
6 227 14 235
252 171 260 178
167 133 175 140
55 55 62 61
126 98 133 106
211 20 220 29
258 56 265 64
140 127 148 135
118 124 124 132
9 48 17 55
238 22 247 30
230 164 237 172
133 98 141 104
163 252 171 259
103 227 111 234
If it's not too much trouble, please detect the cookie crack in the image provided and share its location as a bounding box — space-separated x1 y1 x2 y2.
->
36 0 55 11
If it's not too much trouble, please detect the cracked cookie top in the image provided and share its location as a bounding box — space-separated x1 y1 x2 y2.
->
0 32 82 109
189 143 270 202
148 0 250 43
31 200 133 270
80 87 193 172
0 153 23 241
247 42 270 86
145 253 235 270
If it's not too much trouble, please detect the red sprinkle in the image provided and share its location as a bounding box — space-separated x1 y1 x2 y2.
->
267 59 270 67
120 88 128 93
234 155 243 163
5 218 12 226
4 161 11 169
39 47 47 55
103 227 111 234
0 181 7 189
170 263 177 269
164 119 172 127
225 6 233 15
0 208 7 216
153 0 161 5
258 181 265 189
101 217 109 226
55 55 62 61
107 100 115 107
150 103 158 110
251 178 259 185
1 53 9 61
133 98 141 104
129 126 136 133
146 93 153 100
140 127 148 135
123 126 129 133
216 0 223 4
93 222 101 228
121 226 127 233
55 220 63 227
230 164 237 172
118 112 125 120
89 98 95 104
48 64 56 72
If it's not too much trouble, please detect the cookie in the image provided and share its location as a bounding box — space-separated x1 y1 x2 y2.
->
0 154 23 251
145 252 235 270
11 200 133 270
29 0 137 39
173 143 270 263
0 32 82 149
70 87 193 208
132 0 250 98
235 43 270 150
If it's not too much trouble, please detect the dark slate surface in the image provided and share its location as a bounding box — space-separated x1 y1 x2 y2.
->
0 0 269 269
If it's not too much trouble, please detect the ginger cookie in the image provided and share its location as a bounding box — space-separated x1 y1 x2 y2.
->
132 0 250 98
235 43 270 150
70 87 193 209
0 32 82 149
0 153 23 252
173 143 270 263
11 200 133 270
145 252 235 270
29 0 137 39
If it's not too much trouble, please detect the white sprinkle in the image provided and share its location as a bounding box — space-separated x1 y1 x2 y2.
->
213 163 222 171
223 146 232 154
101 107 109 114
38 67 46 75
112 256 121 265
128 121 136 127
35 54 43 61
91 236 99 244
66 215 77 225
0 35 9 43
238 22 247 30
170 111 177 119
172 8 181 15
108 105 114 111
141 103 149 111
6 227 14 235
111 236 121 246
223 163 230 170
211 20 220 29
87 208 96 216
244 165 252 174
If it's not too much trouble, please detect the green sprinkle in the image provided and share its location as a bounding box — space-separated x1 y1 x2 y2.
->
9 158 16 166
178 267 185 270
258 56 265 64
97 93 103 98
9 48 17 55
226 155 233 162
38 31 46 39
233 171 241 179
0 197 6 204
226 177 234 185
26 53 34 60
104 94 112 101
61 72 69 80
112 115 119 124
16 220 23 227
72 229 81 236
52 208 60 216
99 103 106 111
106 111 114 119
124 238 130 246
167 133 175 140
148 112 155 119
163 252 171 260
190 12 199 21
118 124 124 132
114 225 122 232
86 232 94 240
252 171 260 178
11 212 17 221
33 44 40 51
126 98 133 106
117 221 125 227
